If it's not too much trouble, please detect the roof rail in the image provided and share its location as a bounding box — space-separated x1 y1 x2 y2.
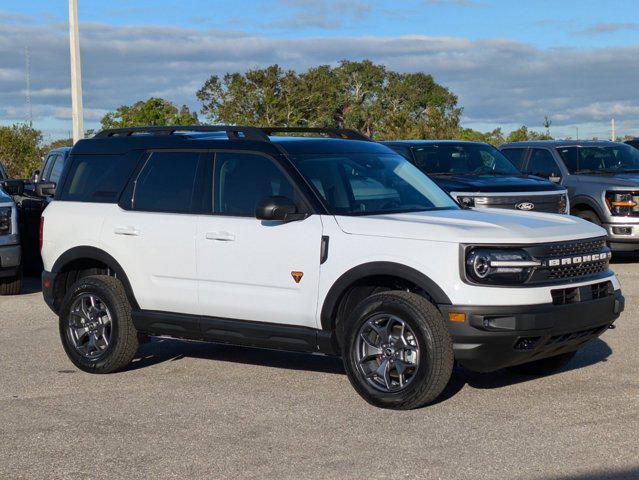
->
93 125 371 142
93 125 270 142
260 127 371 141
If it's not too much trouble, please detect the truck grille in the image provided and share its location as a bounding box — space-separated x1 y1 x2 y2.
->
475 193 564 213
526 237 611 284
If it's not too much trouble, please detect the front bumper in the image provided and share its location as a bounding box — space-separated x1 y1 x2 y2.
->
439 288 624 372
603 222 639 250
0 243 21 278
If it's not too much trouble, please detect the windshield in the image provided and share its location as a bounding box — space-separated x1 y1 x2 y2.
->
292 153 459 215
411 143 520 176
557 145 639 174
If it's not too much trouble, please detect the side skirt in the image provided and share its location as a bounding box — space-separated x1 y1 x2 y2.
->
131 310 337 355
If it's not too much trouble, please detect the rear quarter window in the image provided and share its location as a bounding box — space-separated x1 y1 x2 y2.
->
58 151 142 203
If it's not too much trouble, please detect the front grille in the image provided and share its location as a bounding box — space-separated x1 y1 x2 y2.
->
527 236 611 284
476 194 563 213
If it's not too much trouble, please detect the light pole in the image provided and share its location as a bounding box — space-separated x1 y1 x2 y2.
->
68 0 84 143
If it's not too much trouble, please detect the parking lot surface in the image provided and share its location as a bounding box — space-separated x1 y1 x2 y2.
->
1 261 638 480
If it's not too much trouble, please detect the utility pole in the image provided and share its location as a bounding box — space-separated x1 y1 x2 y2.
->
68 0 84 143
611 118 616 141
575 126 579 140
24 46 32 125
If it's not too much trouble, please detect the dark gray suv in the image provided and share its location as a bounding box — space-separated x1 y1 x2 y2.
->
500 140 639 251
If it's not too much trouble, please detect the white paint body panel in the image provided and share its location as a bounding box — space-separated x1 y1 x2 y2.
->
42 201 620 330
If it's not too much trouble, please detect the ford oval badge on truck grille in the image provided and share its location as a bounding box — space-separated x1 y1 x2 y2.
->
516 202 535 211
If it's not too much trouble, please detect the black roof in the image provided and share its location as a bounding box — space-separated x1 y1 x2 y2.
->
381 140 489 146
73 126 392 156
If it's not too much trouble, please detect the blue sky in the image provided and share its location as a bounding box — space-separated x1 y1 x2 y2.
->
2 0 639 140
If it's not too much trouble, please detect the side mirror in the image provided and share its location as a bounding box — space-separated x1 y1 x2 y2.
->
31 169 41 183
35 182 56 197
1 179 25 196
548 173 562 183
255 195 307 222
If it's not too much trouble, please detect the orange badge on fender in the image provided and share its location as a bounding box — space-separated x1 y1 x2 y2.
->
291 271 304 283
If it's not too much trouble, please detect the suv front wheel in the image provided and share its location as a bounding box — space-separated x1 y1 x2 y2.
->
59 275 139 373
343 291 454 410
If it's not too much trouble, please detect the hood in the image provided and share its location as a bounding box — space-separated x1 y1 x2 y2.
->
335 208 605 245
0 188 12 203
572 172 639 188
431 174 563 193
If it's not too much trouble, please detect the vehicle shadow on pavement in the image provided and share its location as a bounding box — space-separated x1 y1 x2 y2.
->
436 338 613 403
21 276 42 294
127 337 346 375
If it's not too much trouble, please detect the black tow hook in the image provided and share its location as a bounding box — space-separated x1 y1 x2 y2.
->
608 324 616 329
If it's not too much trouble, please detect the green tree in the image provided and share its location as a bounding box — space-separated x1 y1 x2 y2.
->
0 123 43 178
42 138 73 151
458 128 505 146
100 97 199 130
196 60 461 139
505 125 552 143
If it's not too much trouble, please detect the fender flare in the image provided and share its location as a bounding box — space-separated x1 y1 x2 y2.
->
51 246 139 309
570 194 606 220
319 261 451 331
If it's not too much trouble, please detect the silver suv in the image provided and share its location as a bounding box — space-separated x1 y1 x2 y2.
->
501 140 639 251
0 162 21 294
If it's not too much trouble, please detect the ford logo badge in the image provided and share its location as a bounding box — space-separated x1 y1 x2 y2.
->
516 202 535 211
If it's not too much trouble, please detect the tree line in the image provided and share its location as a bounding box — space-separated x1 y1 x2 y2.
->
2 60 562 178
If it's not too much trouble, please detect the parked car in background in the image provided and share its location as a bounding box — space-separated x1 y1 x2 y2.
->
381 141 569 214
0 175 22 295
625 138 639 150
500 140 639 251
40 126 623 410
12 146 70 274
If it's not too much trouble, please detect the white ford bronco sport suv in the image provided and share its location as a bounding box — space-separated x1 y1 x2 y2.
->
41 126 624 409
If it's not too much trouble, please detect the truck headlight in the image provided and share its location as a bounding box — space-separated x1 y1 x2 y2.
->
605 191 638 216
558 193 569 214
465 248 540 285
0 207 12 235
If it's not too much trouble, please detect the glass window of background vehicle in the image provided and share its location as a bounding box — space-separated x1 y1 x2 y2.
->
526 149 560 177
501 148 526 170
557 145 639 174
213 152 300 217
411 143 520 175
0 161 7 180
293 153 458 215
133 151 199 213
59 152 141 203
48 154 66 184
42 154 59 181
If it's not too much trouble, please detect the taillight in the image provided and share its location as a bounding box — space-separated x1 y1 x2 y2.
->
39 216 44 252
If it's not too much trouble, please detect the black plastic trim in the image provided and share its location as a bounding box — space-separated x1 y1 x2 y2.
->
49 246 139 312
320 262 451 331
131 310 338 355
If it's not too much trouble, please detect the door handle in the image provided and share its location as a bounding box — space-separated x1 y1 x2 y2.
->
205 231 235 241
114 226 140 236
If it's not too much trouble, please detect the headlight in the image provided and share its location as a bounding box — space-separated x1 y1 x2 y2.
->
465 248 540 285
605 191 639 216
0 207 12 235
558 193 569 214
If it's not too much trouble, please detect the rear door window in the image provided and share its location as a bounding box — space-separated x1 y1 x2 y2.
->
133 151 200 213
48 154 66 184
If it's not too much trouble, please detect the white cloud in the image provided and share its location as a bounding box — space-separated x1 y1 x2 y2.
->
1 15 638 137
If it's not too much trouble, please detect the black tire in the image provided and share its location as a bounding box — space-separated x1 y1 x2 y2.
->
575 209 602 226
59 275 138 373
0 269 22 295
507 351 577 376
342 291 454 410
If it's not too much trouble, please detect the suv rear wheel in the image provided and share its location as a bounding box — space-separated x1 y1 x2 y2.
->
59 275 139 373
342 291 454 410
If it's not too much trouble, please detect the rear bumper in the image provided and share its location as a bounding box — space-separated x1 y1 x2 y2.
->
0 243 21 278
439 289 624 372
42 270 57 313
